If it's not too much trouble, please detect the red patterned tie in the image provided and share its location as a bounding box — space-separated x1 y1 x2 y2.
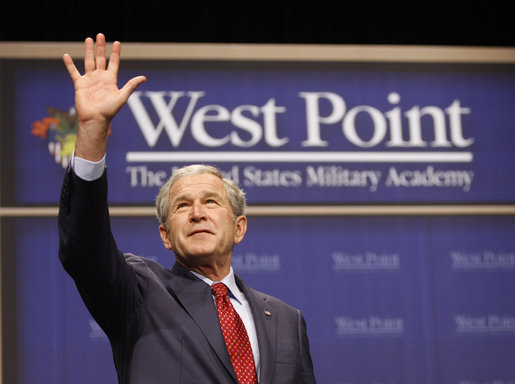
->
211 282 258 384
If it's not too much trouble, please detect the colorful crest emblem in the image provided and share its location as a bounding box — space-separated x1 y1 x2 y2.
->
31 107 78 169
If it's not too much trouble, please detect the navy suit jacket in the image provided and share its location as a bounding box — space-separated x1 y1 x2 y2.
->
58 169 316 383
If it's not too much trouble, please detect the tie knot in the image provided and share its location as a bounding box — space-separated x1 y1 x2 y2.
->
211 282 228 298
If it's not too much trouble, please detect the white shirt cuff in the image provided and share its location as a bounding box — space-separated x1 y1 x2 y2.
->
71 153 106 181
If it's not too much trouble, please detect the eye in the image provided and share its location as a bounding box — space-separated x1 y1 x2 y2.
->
205 198 218 205
176 202 189 209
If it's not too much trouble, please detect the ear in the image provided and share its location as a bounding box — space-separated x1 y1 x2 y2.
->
233 216 247 245
159 224 173 250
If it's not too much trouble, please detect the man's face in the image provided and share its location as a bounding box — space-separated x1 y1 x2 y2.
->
159 173 246 267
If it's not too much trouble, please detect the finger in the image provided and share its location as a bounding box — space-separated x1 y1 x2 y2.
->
119 75 147 100
95 33 106 70
63 54 81 82
107 41 121 75
84 37 95 73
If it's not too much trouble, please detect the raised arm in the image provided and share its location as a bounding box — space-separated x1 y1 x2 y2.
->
63 33 146 161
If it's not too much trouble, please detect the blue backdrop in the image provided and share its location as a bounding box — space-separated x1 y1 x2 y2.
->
10 216 515 383
1 55 514 384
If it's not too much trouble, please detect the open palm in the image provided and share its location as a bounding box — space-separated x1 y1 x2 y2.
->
62 33 146 160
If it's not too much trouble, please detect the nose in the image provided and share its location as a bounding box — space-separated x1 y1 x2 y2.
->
190 202 206 221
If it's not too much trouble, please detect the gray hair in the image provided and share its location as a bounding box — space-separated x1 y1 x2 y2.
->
156 164 246 230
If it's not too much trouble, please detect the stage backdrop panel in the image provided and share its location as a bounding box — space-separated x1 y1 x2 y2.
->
1 59 514 206
3 216 514 384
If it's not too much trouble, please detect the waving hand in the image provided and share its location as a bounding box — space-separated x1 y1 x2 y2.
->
63 33 146 161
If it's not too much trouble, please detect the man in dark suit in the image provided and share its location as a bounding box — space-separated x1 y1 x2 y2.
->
59 33 316 384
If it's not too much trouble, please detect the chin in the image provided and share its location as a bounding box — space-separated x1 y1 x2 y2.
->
186 248 218 259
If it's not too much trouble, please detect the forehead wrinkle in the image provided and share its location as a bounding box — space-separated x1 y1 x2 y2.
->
168 174 229 208
169 186 227 207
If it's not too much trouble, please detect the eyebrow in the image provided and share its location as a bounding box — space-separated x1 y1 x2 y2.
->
171 191 225 206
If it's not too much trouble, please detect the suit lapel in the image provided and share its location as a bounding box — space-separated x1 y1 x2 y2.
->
236 275 277 384
167 263 237 383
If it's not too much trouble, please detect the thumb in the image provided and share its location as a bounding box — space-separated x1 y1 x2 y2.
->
119 75 147 101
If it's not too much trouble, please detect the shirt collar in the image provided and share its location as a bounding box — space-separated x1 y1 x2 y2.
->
190 267 243 305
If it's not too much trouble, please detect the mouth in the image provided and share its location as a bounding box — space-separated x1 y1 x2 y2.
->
188 229 213 237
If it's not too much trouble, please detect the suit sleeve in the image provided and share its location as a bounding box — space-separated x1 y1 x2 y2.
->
297 311 317 383
58 168 143 337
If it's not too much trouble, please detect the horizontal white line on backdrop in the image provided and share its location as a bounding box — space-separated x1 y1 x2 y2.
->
125 151 473 163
